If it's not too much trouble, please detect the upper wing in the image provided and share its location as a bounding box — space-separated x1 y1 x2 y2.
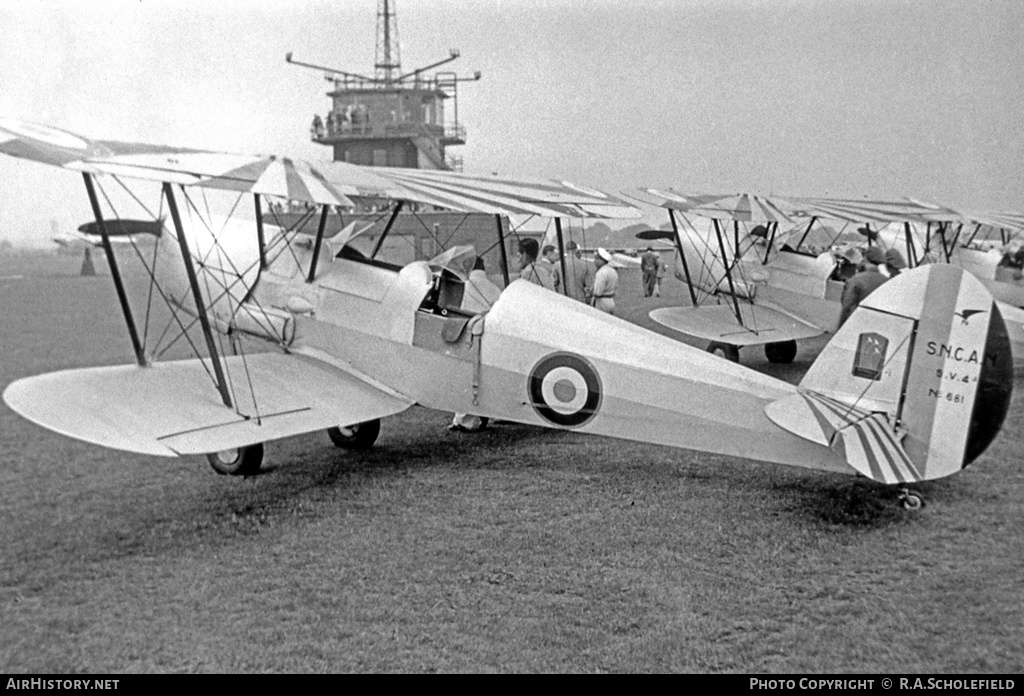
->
649 304 826 346
0 118 639 219
627 189 964 226
781 195 963 224
626 190 800 223
374 168 642 219
2 352 413 457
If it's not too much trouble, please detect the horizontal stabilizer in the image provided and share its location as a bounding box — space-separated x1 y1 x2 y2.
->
3 353 413 457
650 304 825 346
765 391 921 483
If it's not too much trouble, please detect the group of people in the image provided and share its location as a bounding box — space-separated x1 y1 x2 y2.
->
515 238 619 314
837 245 907 327
310 106 371 139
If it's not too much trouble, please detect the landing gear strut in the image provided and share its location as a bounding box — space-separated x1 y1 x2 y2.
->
207 443 265 476
328 418 381 450
898 488 925 510
707 342 740 362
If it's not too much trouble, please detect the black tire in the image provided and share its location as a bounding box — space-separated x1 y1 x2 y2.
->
900 491 925 510
328 418 381 450
764 340 798 364
207 443 265 476
707 341 740 363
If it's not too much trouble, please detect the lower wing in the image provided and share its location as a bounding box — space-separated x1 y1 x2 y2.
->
3 353 413 456
649 304 826 346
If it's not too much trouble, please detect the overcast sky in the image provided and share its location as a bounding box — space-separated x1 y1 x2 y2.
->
2 0 1023 245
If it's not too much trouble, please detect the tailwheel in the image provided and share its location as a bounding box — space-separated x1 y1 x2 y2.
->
898 488 925 510
207 443 265 476
764 340 798 364
707 341 740 363
328 418 381 450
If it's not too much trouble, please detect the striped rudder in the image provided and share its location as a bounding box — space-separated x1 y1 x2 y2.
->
766 264 1012 483
800 391 922 484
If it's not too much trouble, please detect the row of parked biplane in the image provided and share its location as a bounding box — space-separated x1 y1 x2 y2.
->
0 117 1015 508
628 190 1024 367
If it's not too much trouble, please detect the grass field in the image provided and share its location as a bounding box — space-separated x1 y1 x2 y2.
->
1 253 1022 673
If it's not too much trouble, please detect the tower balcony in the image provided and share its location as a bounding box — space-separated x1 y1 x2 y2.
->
310 115 467 146
441 124 466 146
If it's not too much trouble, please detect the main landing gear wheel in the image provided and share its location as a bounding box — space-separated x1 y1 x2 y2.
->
764 340 798 364
328 418 381 450
706 341 740 363
899 488 925 510
207 443 265 476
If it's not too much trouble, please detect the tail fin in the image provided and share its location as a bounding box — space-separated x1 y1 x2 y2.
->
766 264 1012 483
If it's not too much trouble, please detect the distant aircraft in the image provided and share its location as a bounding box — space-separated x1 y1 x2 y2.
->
0 118 1013 510
52 218 162 252
628 190 1024 367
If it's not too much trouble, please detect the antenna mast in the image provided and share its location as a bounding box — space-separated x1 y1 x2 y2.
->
375 0 401 86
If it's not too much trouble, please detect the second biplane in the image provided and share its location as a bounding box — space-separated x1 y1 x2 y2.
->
629 190 1024 367
0 118 1013 508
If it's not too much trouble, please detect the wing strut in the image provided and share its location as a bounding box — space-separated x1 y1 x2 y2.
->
370 200 405 259
307 204 329 283
82 173 148 367
254 194 268 270
712 217 744 325
668 210 698 307
495 214 511 287
964 222 982 248
944 222 963 262
903 222 918 267
163 183 233 409
764 221 778 264
793 216 819 250
554 217 570 297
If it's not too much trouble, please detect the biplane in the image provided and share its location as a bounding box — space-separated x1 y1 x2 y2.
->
0 118 1013 508
51 219 160 254
629 190 1024 367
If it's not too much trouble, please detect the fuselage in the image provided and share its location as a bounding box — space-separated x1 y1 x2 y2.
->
264 251 852 475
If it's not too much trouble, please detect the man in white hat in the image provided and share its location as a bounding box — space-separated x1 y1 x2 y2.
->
591 248 619 314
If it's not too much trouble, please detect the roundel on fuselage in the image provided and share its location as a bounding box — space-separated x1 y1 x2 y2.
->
527 352 602 427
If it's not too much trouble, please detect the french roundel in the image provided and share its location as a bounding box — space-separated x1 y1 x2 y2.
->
528 352 602 427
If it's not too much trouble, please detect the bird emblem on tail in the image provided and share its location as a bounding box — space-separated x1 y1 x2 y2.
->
954 309 985 325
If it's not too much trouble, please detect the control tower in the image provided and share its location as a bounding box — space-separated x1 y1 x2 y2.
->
288 0 480 170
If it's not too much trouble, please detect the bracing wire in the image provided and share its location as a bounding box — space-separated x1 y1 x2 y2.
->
97 177 210 368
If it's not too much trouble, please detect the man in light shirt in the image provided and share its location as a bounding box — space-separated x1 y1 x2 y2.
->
591 248 618 314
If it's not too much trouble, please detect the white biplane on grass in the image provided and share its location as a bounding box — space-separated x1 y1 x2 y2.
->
630 190 1024 367
0 118 1013 508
